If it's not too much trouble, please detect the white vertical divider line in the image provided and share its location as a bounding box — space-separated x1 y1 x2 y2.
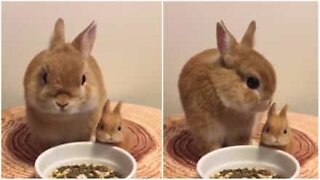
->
317 0 320 177
161 0 164 178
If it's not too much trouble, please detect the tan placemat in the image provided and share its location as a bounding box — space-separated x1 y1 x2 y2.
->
2 103 161 178
164 113 318 178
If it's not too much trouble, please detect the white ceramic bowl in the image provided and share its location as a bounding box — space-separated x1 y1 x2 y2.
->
35 142 136 178
197 145 300 178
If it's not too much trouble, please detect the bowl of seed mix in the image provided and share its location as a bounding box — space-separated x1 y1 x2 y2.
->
197 145 300 179
35 142 136 178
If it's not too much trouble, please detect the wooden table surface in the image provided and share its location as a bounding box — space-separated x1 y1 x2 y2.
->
164 112 318 178
2 103 161 178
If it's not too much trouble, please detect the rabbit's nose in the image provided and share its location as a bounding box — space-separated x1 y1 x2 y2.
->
56 101 69 109
270 136 276 143
106 134 111 140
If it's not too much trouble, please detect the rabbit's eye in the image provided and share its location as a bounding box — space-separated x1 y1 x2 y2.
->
246 76 260 89
99 124 104 130
265 127 269 133
118 126 121 131
284 129 287 134
81 75 86 85
43 72 48 84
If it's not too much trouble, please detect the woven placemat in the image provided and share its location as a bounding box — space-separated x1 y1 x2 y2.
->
164 113 318 178
2 103 161 178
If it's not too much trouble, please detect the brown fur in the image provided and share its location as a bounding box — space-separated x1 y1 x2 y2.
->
178 21 276 155
260 103 293 154
24 18 107 148
96 100 130 150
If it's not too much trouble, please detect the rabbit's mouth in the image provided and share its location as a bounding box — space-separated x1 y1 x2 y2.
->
54 104 71 113
255 104 269 112
51 105 79 114
254 101 272 112
217 90 269 113
96 137 122 144
263 139 288 147
58 108 68 113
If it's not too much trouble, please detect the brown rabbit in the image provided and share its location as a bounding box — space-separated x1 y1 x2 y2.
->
96 100 129 150
260 103 293 154
24 18 107 148
178 21 276 155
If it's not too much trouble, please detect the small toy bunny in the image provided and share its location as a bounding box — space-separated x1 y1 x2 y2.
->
96 100 129 150
260 103 293 154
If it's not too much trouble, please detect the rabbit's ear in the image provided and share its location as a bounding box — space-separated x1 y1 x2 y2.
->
103 99 111 113
72 21 97 58
114 101 122 114
216 21 237 56
268 102 276 118
49 18 65 49
279 104 288 118
241 21 256 48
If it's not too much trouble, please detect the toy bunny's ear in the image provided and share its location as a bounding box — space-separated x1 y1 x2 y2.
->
268 102 276 118
49 18 65 49
241 20 256 48
72 21 97 58
114 101 122 114
103 99 111 113
279 104 288 118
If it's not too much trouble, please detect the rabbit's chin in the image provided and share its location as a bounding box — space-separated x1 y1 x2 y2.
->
50 107 83 114
261 137 289 147
29 100 98 115
40 106 94 115
219 95 269 113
